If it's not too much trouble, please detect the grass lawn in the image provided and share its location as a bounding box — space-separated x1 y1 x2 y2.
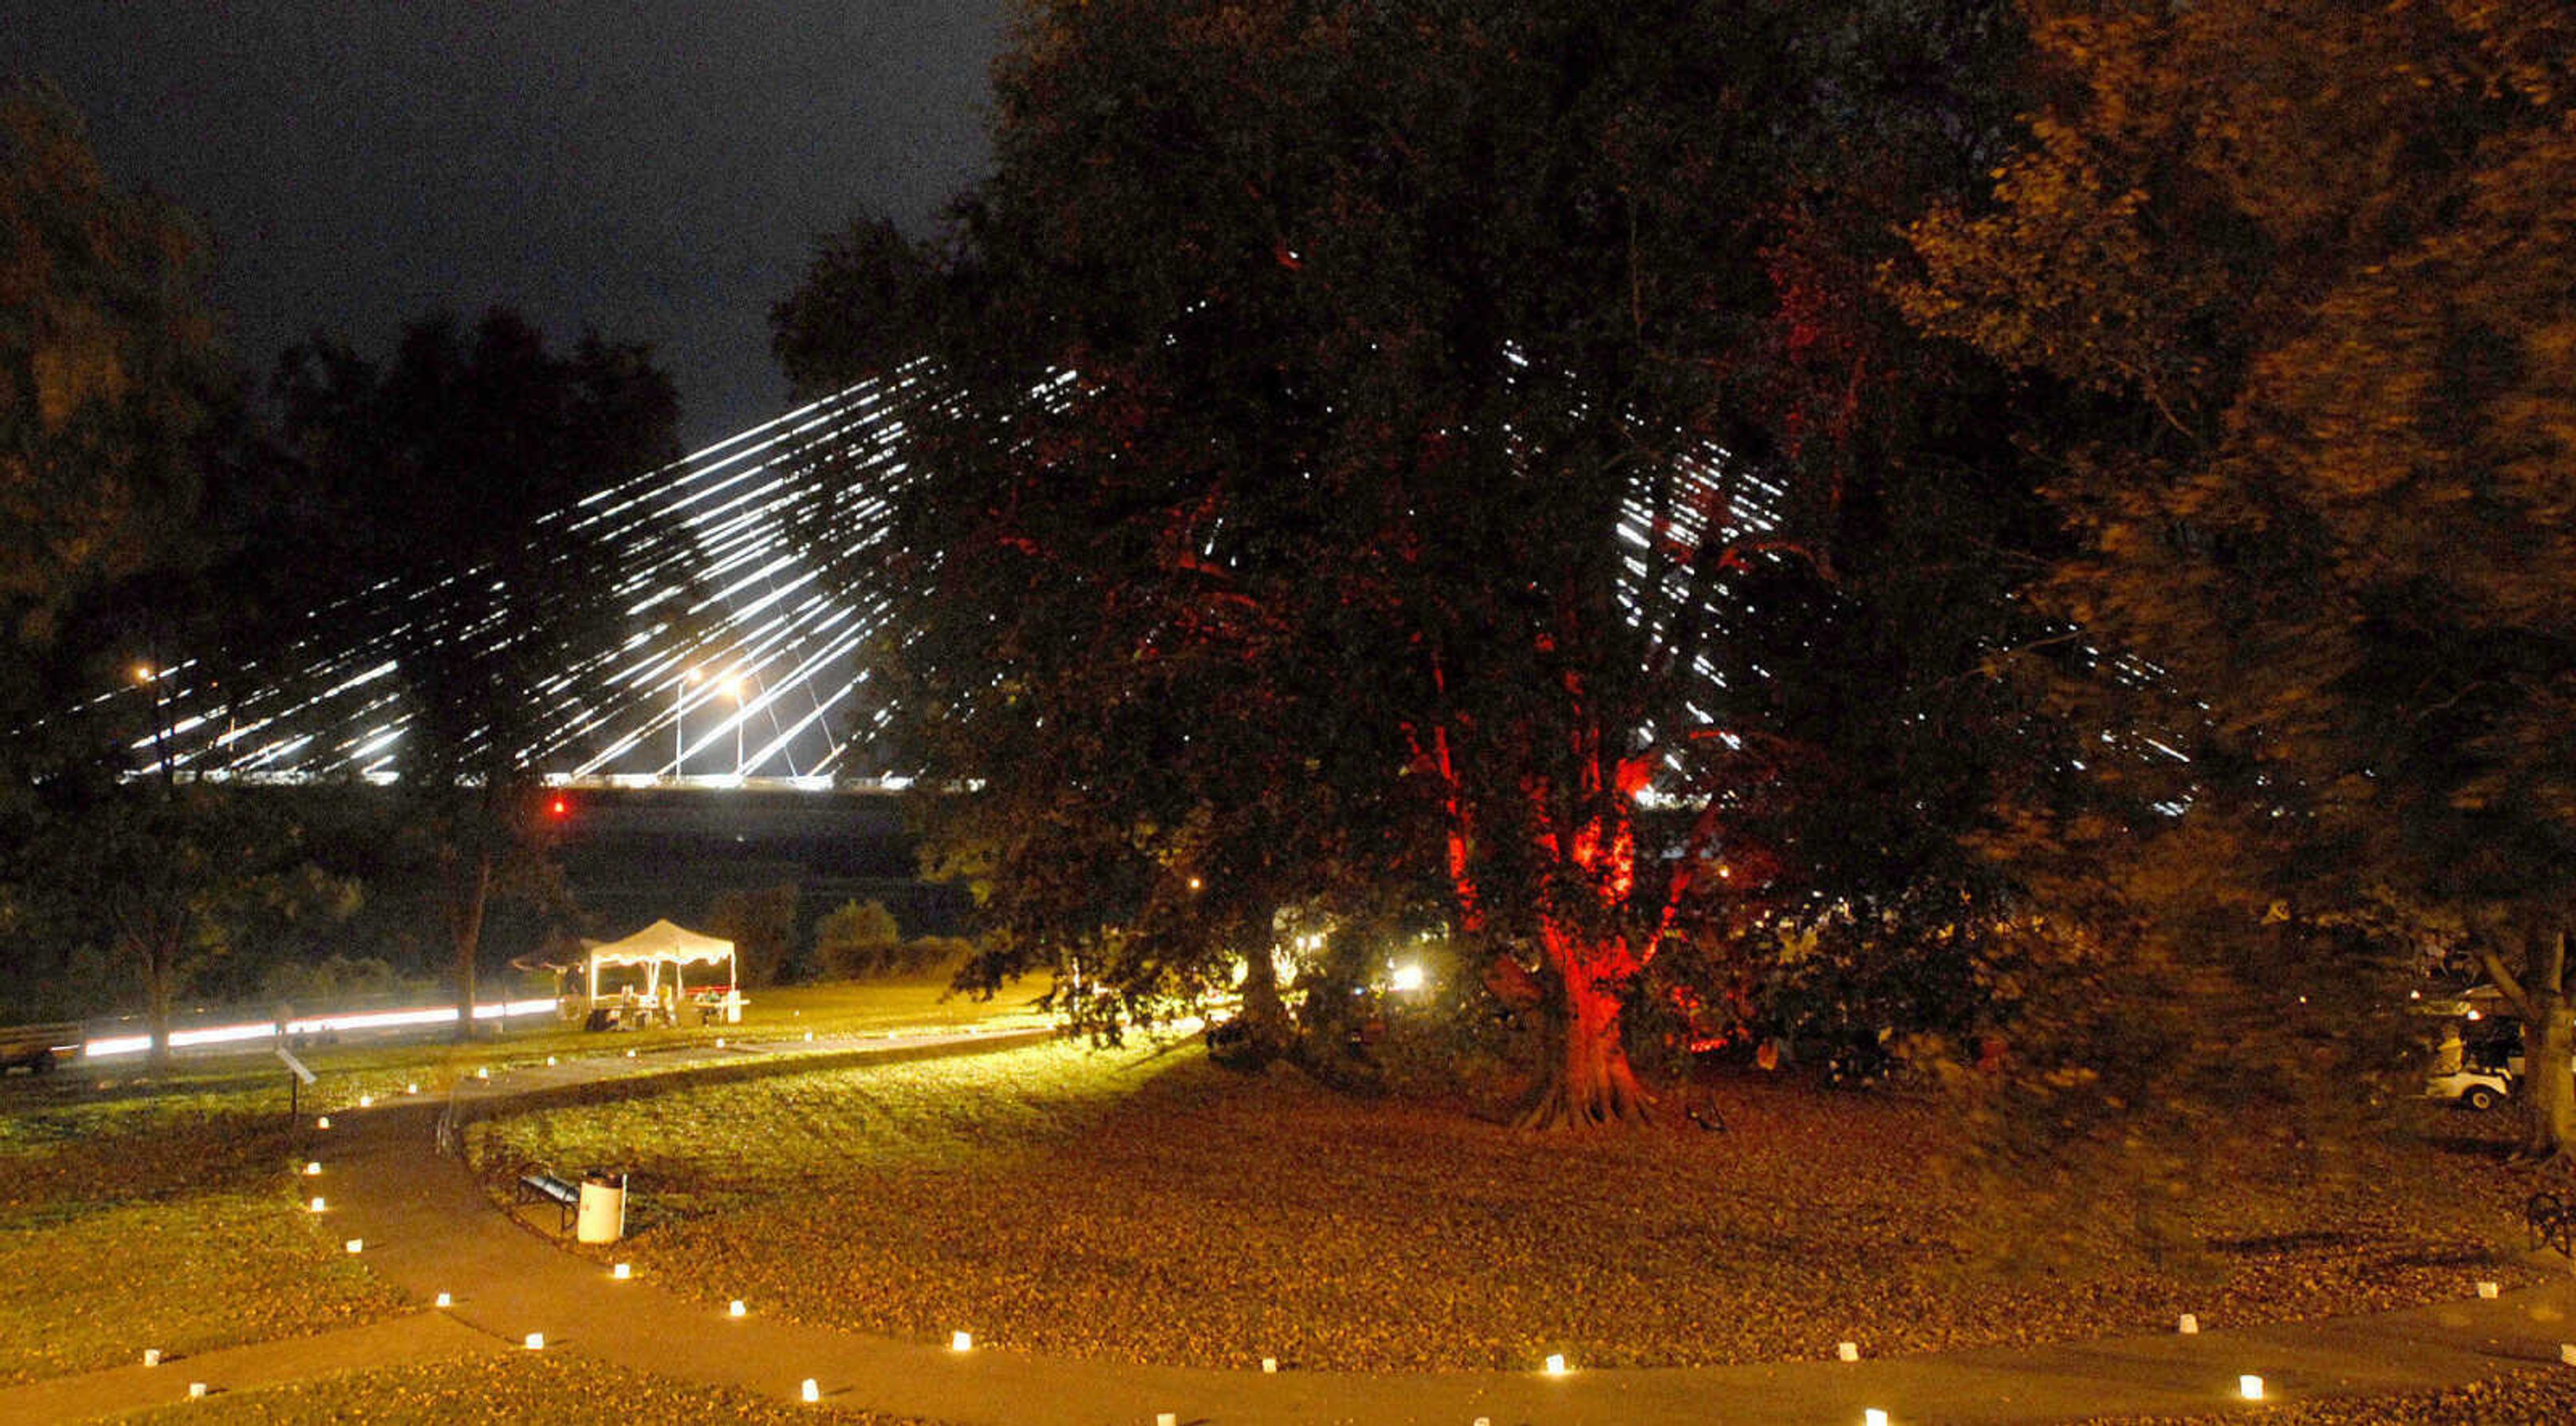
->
122 1352 941 1424
19 975 1051 1123
0 1107 404 1385
476 1038 2544 1373
0 976 1039 1387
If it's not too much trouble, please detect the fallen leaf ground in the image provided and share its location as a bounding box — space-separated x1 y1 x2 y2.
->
474 1038 2548 1372
2083 1368 2576 1423
119 1350 940 1424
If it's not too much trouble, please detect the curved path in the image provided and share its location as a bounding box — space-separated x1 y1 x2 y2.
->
15 1032 2576 1423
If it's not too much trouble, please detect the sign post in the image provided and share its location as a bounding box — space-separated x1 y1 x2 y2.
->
276 1047 315 1120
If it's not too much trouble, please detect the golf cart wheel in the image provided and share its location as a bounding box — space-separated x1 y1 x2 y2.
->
2466 1085 2500 1111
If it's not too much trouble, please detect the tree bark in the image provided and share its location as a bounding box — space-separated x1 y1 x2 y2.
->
1515 926 1650 1130
449 847 492 1043
144 930 176 1071
2522 924 2574 1161
1236 932 1292 1060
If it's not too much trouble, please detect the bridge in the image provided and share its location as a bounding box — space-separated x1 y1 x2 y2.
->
105 372 1857 793
116 376 934 787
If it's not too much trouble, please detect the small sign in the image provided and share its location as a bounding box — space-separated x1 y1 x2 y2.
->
274 1048 316 1085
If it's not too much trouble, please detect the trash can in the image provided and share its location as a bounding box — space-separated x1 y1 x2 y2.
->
723 990 744 1025
576 1171 627 1244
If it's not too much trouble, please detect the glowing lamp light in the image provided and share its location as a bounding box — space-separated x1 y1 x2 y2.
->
525 1333 545 1351
316 1116 331 1130
1837 1341 1860 1362
309 1196 327 1213
343 1238 364 1254
304 1162 322 1176
357 1094 373 1108
1543 1354 1568 1376
546 1056 558 1066
626 1049 637 1059
951 1331 972 1352
1390 963 1425 993
730 1300 747 1318
612 1262 631 1280
801 1378 820 1403
2467 1009 2483 1021
2239 1374 2265 1401
474 1066 490 1081
2478 1281 2500 1300
716 1038 727 1048
405 1083 419 1095
804 1031 814 1042
435 1293 452 1309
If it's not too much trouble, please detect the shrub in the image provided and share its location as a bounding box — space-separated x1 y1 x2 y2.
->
814 899 902 979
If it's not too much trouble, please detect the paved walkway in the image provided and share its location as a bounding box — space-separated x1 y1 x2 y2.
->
13 1030 2576 1423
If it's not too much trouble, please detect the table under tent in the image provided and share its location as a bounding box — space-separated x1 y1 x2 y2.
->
561 919 743 1030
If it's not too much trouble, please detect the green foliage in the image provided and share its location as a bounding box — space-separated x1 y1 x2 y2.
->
3 783 361 1043
813 897 902 979
780 0 2045 1119
1902 0 2576 1154
704 883 800 987
0 81 220 650
276 309 683 1025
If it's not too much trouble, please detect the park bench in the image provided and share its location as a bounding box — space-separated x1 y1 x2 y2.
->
2528 1191 2575 1258
516 1170 581 1232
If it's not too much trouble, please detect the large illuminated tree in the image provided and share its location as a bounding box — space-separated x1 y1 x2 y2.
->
788 0 2029 1124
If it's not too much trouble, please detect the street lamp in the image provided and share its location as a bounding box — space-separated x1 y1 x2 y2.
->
675 668 700 781
133 660 172 790
724 675 746 777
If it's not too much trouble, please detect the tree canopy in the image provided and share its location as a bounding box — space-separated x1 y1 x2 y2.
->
781 0 2045 1125
1903 0 2576 1154
276 308 682 1035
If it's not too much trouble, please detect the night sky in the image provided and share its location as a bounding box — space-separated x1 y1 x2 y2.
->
11 2 1006 447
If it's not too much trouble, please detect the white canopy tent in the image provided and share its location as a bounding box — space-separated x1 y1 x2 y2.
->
570 920 741 1026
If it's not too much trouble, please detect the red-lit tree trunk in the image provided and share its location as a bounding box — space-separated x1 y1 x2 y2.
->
1518 921 1650 1130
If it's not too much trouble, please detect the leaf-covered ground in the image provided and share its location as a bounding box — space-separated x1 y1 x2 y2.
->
475 1040 2544 1372
122 1351 941 1424
0 1109 405 1385
2084 1370 2576 1423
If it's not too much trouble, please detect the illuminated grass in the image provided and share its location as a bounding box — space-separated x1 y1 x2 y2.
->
0 979 1038 1386
31 977 1051 1124
122 1350 943 1423
478 1042 2535 1372
0 1113 403 1384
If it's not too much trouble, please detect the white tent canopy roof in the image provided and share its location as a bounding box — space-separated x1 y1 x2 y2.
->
584 919 736 969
